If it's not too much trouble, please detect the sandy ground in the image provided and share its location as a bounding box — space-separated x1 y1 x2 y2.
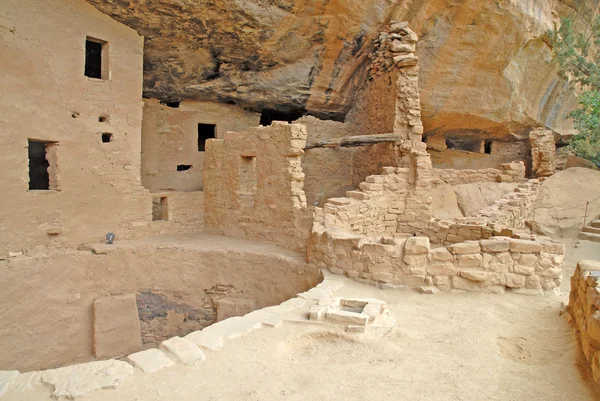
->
6 240 600 401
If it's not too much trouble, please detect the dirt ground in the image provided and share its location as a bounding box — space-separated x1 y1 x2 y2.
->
8 239 600 401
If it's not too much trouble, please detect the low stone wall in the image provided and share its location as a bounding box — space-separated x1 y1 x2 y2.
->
568 260 600 384
431 161 526 187
307 229 564 293
148 191 205 234
0 236 322 371
424 178 542 245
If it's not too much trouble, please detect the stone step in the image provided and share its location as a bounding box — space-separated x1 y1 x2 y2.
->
583 226 600 235
579 232 600 243
591 220 600 229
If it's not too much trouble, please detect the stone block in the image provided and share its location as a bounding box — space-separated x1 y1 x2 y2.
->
217 297 256 321
93 294 142 359
508 239 542 253
426 262 458 276
404 237 430 255
505 273 526 288
325 309 369 326
579 260 600 272
451 276 481 292
309 305 329 321
41 360 133 398
457 253 483 268
514 265 535 276
448 242 481 254
185 330 224 351
429 247 453 262
0 370 19 398
160 337 206 366
127 349 175 373
459 270 488 282
480 239 510 252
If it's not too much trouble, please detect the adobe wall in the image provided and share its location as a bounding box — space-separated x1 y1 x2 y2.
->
0 0 150 256
307 231 564 293
568 260 600 384
0 242 321 371
141 99 260 192
203 123 313 251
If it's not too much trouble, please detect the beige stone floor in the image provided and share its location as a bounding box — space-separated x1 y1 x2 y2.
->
5 240 600 401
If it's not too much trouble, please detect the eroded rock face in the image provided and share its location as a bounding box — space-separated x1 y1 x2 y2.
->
86 0 598 136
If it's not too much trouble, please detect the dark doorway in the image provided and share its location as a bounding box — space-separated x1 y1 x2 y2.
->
484 140 493 154
85 38 104 79
28 140 50 190
198 123 216 151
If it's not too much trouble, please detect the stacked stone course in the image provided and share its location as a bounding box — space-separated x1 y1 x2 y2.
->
307 230 564 293
568 260 600 383
431 161 526 187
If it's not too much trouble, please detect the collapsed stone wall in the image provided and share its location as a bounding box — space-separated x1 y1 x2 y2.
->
307 230 563 293
568 260 600 384
203 123 312 251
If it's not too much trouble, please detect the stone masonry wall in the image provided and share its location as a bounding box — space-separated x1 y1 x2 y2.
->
568 260 600 384
431 161 526 187
424 178 542 245
203 123 312 251
313 142 432 237
307 230 564 293
529 127 556 178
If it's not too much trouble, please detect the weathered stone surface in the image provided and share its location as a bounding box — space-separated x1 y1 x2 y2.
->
0 370 19 398
508 239 542 253
479 239 510 253
429 247 453 261
404 237 430 255
216 297 256 322
459 270 488 282
93 294 143 359
448 242 481 255
84 0 582 139
185 330 224 352
160 337 206 366
41 360 134 398
127 349 175 373
457 253 483 268
325 309 369 325
505 273 526 288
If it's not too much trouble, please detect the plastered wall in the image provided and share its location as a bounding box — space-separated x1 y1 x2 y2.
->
141 99 260 192
0 0 150 256
203 123 313 251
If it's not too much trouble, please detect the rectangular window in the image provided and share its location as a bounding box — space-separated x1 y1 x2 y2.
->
198 123 216 152
85 37 108 79
152 197 168 221
237 156 257 211
28 140 59 191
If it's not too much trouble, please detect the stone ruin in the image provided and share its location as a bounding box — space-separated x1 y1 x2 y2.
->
0 0 579 395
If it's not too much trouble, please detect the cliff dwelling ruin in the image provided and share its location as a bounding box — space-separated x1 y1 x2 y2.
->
1 0 600 400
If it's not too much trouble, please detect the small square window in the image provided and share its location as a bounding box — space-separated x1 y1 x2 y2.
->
85 37 108 80
198 123 216 152
101 133 113 143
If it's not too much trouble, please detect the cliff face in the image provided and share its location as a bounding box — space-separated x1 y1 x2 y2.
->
86 0 600 138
